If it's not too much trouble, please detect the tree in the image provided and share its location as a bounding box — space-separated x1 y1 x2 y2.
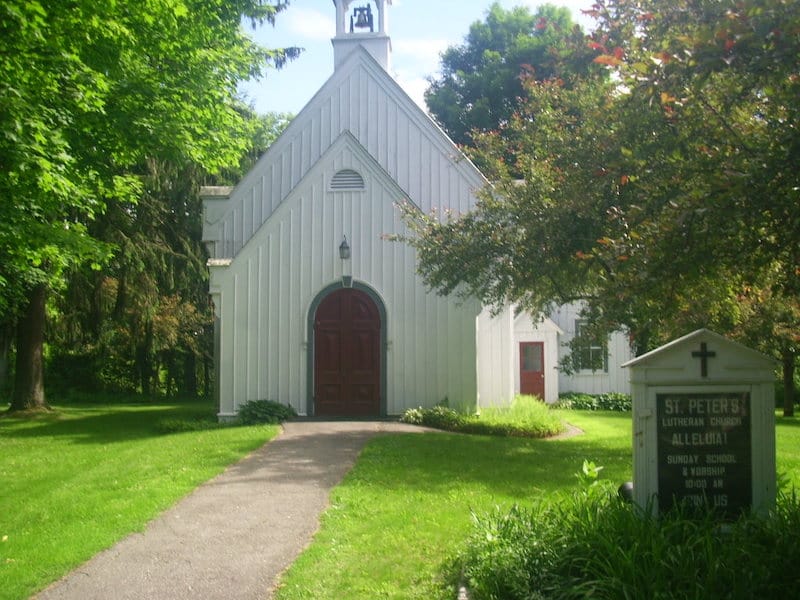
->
0 0 299 411
403 0 799 410
47 105 294 399
218 110 294 184
425 2 594 147
44 106 293 399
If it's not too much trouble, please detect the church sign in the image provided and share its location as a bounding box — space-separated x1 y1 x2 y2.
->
656 391 751 517
623 330 777 518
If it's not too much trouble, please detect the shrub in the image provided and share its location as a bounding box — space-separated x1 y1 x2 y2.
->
399 406 425 425
413 405 467 430
237 399 296 425
46 352 103 393
479 395 565 437
400 397 564 438
554 392 632 412
459 490 800 599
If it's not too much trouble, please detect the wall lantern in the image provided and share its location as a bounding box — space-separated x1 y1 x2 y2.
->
339 235 351 260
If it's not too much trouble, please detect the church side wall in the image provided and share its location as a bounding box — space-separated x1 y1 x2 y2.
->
476 307 515 408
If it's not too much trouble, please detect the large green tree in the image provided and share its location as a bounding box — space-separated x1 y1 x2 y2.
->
0 0 298 411
48 109 293 399
404 0 799 411
425 2 594 147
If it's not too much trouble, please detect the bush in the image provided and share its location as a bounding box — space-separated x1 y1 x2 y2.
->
237 399 296 425
554 392 631 412
400 397 564 438
46 352 103 393
459 490 800 599
400 405 470 431
479 395 565 437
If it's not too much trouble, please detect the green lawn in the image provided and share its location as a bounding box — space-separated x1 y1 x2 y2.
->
776 413 800 489
0 401 279 600
275 411 800 600
275 411 633 599
2 404 797 600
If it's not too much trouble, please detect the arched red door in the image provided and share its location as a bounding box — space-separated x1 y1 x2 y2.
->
314 288 381 416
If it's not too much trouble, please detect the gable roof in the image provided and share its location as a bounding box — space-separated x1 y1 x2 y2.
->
513 311 564 335
205 45 487 260
230 129 416 263
622 329 776 370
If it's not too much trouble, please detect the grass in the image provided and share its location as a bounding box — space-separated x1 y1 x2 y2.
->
776 412 800 489
478 395 566 436
0 400 279 600
461 486 800 599
400 395 565 437
275 410 800 599
274 411 632 599
1 401 796 600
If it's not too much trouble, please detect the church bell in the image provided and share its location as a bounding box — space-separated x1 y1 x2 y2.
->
350 5 374 32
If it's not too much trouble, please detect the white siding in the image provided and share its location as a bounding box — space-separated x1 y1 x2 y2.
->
212 135 479 416
513 314 562 404
476 307 515 408
204 50 485 260
549 303 634 396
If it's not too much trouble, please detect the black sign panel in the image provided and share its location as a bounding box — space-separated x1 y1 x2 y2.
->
656 392 751 518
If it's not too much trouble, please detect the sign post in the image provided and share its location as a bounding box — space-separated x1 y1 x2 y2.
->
623 330 777 518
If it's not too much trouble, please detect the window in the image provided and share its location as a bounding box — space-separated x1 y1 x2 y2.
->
573 320 608 372
521 343 543 372
330 169 365 191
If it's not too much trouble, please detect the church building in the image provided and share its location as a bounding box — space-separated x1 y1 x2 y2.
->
201 0 633 420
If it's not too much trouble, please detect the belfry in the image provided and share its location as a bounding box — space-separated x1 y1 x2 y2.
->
332 1 392 70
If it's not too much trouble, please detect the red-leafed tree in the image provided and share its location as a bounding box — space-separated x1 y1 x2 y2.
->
404 0 799 413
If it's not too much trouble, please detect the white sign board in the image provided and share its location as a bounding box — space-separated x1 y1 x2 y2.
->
623 329 777 518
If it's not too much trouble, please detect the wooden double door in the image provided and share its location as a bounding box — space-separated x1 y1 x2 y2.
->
313 288 381 416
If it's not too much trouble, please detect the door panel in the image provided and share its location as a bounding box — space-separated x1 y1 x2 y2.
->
314 288 381 416
519 342 545 399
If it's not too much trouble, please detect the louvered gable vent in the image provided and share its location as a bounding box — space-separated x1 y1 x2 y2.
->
330 169 365 191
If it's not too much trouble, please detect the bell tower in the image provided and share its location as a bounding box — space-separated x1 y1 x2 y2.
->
332 1 392 71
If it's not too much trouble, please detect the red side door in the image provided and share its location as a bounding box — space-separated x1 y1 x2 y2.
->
314 288 381 416
519 342 545 399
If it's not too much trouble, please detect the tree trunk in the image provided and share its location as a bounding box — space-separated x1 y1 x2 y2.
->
203 353 211 400
183 351 198 398
783 350 796 418
0 321 13 396
10 284 47 411
135 321 154 397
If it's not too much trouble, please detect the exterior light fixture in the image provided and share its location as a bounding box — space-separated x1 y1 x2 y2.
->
339 235 351 260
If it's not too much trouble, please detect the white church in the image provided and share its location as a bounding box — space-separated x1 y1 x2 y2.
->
201 0 633 420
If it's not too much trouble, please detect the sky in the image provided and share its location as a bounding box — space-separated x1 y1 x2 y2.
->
241 0 596 116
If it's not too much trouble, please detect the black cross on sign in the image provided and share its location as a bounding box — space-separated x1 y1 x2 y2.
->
691 342 716 377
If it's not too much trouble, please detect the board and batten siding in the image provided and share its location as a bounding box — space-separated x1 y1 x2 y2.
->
209 134 480 417
476 307 515 408
550 303 634 395
203 49 485 262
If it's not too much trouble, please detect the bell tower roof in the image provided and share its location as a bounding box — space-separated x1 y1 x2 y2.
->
332 0 392 71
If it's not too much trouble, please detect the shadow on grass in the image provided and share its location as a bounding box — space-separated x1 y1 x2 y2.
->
351 432 632 498
0 408 633 497
198 417 632 501
0 402 220 445
776 415 800 427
